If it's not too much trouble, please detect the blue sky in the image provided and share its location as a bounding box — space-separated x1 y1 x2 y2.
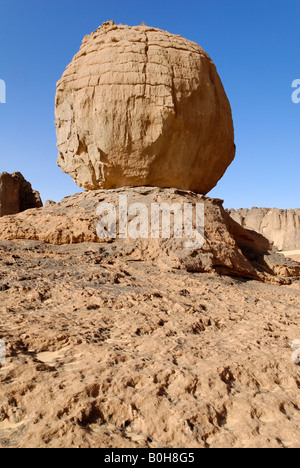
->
0 0 299 208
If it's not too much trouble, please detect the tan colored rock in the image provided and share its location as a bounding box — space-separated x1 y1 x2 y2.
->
0 172 43 217
44 200 57 207
228 207 300 251
0 187 298 283
55 22 235 193
284 251 300 262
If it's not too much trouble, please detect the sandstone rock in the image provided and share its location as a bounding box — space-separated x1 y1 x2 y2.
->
0 172 43 217
286 252 300 262
228 207 300 251
0 187 298 284
0 172 20 216
45 200 57 207
55 22 235 193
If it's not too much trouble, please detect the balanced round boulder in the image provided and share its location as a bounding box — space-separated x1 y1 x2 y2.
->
55 21 235 194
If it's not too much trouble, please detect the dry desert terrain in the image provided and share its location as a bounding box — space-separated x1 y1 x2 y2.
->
0 238 300 448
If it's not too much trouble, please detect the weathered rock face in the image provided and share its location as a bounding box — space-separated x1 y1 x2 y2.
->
0 187 298 284
0 173 20 216
0 172 43 217
228 208 300 251
55 21 235 193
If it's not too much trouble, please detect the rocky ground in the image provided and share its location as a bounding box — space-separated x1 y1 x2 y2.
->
0 238 300 448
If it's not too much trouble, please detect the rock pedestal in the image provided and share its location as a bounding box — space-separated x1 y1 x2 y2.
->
0 187 298 284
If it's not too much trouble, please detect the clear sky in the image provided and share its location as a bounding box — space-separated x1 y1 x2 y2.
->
0 0 299 209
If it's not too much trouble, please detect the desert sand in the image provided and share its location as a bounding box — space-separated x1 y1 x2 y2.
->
0 237 300 448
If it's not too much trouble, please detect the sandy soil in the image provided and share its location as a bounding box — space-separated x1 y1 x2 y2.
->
0 239 300 448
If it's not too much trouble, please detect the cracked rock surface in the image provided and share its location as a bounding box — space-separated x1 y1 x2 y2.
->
0 188 299 447
0 187 299 284
55 22 235 193
0 239 300 448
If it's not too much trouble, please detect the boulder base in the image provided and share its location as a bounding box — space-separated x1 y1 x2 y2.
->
0 187 298 284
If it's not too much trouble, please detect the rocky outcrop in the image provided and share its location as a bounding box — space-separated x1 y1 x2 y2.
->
0 172 20 217
55 21 235 194
228 208 300 251
0 187 298 284
0 172 43 217
44 200 57 207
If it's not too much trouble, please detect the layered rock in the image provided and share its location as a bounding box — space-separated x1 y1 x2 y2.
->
0 187 298 284
228 208 300 251
55 21 235 193
0 172 43 217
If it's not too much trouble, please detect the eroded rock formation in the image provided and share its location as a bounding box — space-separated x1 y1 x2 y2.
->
55 21 235 193
228 208 300 251
0 172 43 217
0 187 298 284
